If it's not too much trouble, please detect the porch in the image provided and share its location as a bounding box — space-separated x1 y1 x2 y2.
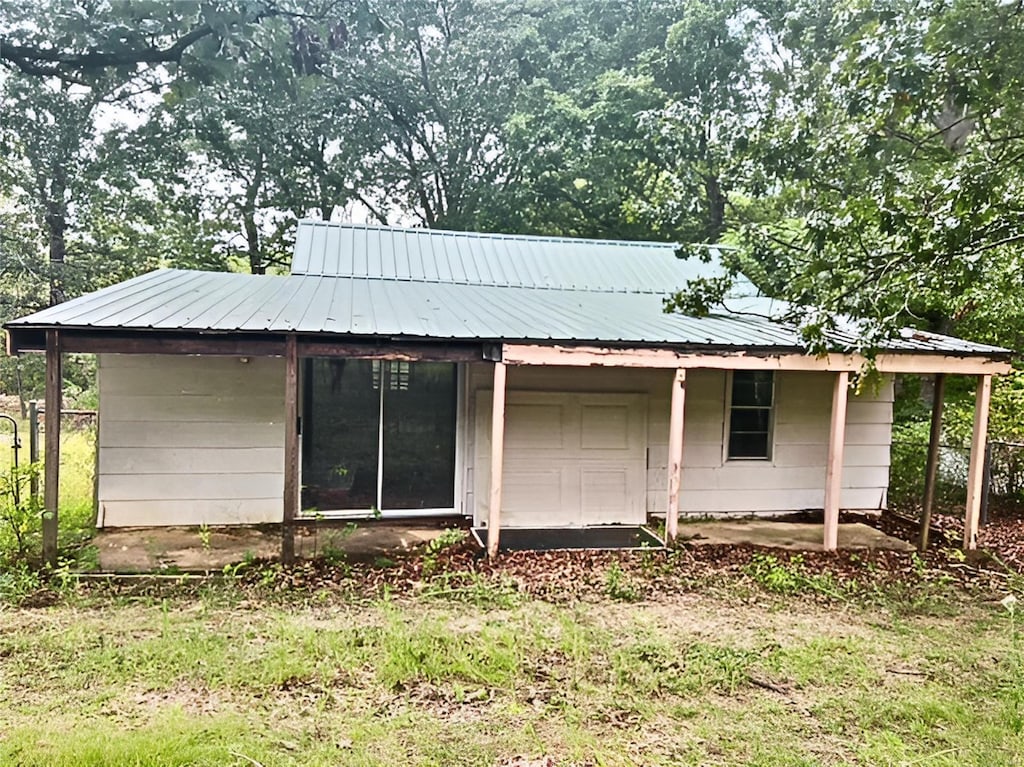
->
18 329 1009 567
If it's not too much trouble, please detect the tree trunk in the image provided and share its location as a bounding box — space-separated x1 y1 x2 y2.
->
45 169 68 306
244 161 265 274
704 173 726 244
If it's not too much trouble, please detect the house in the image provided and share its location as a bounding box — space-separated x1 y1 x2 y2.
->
4 222 1012 564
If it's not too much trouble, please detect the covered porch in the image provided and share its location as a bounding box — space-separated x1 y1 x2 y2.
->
14 326 1009 567
482 343 1009 557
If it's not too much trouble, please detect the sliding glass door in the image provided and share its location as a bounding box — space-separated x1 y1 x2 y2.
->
300 359 457 514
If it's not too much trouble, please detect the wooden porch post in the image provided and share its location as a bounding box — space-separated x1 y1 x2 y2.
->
823 371 850 552
281 335 299 564
487 362 507 558
919 373 945 551
666 368 686 544
963 374 993 551
42 330 62 568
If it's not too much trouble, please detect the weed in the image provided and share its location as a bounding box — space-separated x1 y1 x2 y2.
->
197 524 212 551
1001 594 1024 733
0 461 42 562
745 552 805 593
744 552 846 600
421 528 466 577
604 561 641 602
0 560 42 604
320 545 347 565
421 571 521 608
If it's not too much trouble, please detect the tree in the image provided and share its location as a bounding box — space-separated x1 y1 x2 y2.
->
0 0 289 84
670 0 1024 355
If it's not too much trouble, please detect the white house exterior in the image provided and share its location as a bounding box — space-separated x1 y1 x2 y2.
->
5 222 1011 562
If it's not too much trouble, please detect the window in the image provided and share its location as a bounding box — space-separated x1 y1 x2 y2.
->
371 360 410 391
727 371 774 460
301 360 457 512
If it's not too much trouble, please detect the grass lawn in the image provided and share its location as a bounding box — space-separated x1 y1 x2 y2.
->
1 576 1022 766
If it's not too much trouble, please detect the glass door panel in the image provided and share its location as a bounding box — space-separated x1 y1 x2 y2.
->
301 359 381 512
381 362 457 509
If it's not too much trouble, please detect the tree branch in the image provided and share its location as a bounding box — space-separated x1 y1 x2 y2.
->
0 24 217 79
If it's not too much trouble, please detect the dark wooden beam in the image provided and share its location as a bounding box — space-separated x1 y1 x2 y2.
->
6 326 491 362
43 330 62 568
296 340 485 361
281 334 299 565
50 332 285 356
919 373 945 552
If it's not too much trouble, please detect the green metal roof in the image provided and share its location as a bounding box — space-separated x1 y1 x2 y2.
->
4 223 1011 357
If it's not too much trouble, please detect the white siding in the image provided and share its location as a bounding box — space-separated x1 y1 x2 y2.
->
97 354 285 527
466 364 893 522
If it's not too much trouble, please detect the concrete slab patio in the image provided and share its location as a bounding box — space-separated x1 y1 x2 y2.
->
677 519 915 552
88 518 914 573
91 523 455 573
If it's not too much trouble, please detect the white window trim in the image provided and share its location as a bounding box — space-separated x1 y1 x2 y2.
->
722 370 777 463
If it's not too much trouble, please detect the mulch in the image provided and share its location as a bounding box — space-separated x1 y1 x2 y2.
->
227 531 1015 605
55 504 1024 607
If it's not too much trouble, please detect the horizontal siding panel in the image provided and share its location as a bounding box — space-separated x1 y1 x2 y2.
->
100 472 283 501
98 354 286 526
843 465 890 489
101 499 282 527
470 365 895 521
100 420 282 449
845 400 893 424
842 487 887 509
102 394 284 423
681 465 827 492
100 363 283 397
100 447 283 475
680 488 825 513
843 444 891 468
844 422 892 446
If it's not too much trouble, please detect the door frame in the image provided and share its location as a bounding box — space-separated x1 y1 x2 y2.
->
297 360 468 519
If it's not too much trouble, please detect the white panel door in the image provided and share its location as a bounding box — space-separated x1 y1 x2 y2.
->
475 391 647 528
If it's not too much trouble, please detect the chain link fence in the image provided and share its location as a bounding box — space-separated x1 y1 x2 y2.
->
889 439 1024 523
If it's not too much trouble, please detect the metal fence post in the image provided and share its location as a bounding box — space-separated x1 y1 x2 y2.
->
980 441 993 528
28 400 39 503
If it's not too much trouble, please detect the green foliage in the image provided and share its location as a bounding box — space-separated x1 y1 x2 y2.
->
0 424 95 568
604 560 642 602
421 528 467 577
744 552 844 599
667 0 1024 353
0 461 43 562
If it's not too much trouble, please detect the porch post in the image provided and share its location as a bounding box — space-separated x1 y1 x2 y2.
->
963 374 993 551
487 361 507 558
666 368 686 544
42 330 62 568
919 373 945 551
823 371 850 552
281 335 299 564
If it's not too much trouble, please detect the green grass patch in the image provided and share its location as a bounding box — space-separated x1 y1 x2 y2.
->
2 567 1024 765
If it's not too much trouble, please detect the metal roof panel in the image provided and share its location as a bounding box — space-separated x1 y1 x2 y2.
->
6 223 1010 360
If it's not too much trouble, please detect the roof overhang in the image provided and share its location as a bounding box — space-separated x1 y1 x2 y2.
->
5 325 1011 375
4 326 499 363
500 343 1013 375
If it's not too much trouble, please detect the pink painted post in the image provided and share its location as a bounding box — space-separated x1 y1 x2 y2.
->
487 362 508 558
666 368 686 543
823 371 850 551
963 374 993 550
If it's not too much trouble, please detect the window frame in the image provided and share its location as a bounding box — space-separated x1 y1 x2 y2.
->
723 370 776 462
